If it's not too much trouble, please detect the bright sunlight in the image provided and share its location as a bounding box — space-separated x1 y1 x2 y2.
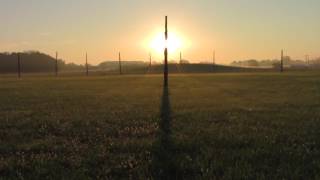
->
150 32 183 54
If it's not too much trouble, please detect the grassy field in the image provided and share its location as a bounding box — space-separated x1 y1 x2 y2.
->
0 72 320 179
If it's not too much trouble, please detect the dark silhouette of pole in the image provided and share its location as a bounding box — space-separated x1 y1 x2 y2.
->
164 16 168 87
212 50 216 72
85 52 89 76
149 52 152 68
305 55 310 66
17 53 21 78
119 52 122 75
55 52 58 76
180 51 182 64
213 50 216 65
280 50 284 73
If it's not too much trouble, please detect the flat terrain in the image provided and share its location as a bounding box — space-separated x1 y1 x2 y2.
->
0 72 320 179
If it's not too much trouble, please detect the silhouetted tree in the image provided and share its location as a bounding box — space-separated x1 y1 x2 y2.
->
0 51 83 73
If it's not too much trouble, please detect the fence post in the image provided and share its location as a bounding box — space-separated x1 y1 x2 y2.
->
280 50 284 73
86 52 89 76
55 52 58 76
212 50 215 72
17 53 21 78
149 52 152 68
119 52 122 75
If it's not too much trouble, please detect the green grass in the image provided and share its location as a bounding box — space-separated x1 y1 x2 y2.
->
0 72 320 179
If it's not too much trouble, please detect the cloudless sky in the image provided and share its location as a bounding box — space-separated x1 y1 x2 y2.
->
1 0 319 64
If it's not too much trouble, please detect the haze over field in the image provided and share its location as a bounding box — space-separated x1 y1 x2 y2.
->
1 1 320 179
1 0 320 64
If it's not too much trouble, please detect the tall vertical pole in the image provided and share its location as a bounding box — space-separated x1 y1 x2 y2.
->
17 53 21 78
149 52 152 68
119 52 122 75
55 52 58 77
305 55 308 66
180 51 182 64
213 50 216 65
280 50 284 73
212 50 216 72
86 52 89 76
305 55 310 66
164 16 168 87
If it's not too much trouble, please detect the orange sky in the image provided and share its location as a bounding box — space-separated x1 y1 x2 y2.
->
1 0 319 65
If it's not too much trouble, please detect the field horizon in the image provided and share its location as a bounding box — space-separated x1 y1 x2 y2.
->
1 1 320 178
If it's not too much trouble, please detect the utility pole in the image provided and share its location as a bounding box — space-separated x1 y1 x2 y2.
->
164 16 168 87
180 51 182 64
17 53 21 78
119 52 122 75
55 52 58 77
280 50 284 73
212 50 216 72
305 55 310 66
86 52 89 76
213 50 216 65
149 52 152 68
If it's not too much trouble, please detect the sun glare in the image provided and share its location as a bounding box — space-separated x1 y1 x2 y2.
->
150 32 182 54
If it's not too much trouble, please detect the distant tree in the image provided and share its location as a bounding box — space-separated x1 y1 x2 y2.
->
247 59 259 67
180 60 190 64
283 56 291 65
0 51 83 73
230 58 307 68
272 62 281 69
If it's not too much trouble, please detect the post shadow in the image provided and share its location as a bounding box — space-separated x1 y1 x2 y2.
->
151 15 180 179
152 84 180 179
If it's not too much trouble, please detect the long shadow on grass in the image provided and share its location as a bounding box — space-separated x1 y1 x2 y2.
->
151 85 179 179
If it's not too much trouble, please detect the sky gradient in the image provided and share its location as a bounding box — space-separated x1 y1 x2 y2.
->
1 0 319 64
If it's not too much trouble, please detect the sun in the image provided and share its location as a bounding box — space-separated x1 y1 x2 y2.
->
150 32 182 54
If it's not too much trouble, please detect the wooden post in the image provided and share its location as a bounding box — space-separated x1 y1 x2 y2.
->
119 52 122 75
86 52 89 76
212 50 216 72
280 50 284 73
17 53 21 78
305 55 310 67
164 16 168 87
149 52 152 68
213 50 216 65
55 52 58 76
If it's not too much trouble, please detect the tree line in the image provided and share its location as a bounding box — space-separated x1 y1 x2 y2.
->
0 51 149 73
231 56 320 68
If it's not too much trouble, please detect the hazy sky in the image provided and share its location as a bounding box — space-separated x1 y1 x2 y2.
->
1 0 319 64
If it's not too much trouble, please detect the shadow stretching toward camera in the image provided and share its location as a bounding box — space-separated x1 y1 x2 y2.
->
152 85 179 179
